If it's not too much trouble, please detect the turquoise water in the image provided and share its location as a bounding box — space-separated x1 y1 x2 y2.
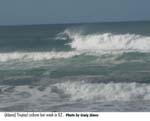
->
0 22 150 111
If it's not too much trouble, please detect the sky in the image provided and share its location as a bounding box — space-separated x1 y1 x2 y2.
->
0 0 150 25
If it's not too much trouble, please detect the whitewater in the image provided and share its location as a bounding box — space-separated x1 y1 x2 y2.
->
0 22 150 111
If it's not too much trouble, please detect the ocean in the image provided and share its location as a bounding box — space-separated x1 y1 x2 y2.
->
0 21 150 111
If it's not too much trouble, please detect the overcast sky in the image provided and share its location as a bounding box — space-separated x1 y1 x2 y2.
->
0 0 150 25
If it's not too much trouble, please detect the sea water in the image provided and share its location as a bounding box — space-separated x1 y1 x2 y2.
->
0 22 150 111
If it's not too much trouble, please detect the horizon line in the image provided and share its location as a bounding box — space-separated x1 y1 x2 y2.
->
0 20 150 27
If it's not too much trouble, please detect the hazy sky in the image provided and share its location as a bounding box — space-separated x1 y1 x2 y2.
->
0 0 150 25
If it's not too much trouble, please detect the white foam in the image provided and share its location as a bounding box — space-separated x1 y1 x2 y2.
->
0 51 81 62
55 81 150 102
63 29 150 53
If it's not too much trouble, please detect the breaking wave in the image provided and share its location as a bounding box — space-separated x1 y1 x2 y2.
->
61 29 150 53
2 81 150 104
55 81 150 102
2 29 150 62
0 51 81 62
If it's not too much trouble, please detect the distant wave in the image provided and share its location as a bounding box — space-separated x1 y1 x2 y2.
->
55 81 150 102
59 29 150 54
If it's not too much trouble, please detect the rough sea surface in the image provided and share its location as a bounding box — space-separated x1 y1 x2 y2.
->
0 22 150 111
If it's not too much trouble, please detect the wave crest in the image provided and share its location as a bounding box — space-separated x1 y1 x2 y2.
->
62 29 150 53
